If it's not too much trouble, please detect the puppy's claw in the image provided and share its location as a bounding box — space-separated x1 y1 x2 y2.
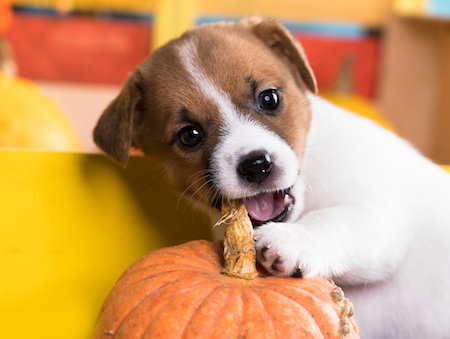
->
261 246 269 261
271 257 283 272
291 267 303 278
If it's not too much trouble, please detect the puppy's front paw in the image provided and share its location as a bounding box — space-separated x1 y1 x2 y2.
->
254 222 321 278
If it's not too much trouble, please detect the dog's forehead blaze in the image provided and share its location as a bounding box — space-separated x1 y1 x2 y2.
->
175 27 311 158
136 23 312 196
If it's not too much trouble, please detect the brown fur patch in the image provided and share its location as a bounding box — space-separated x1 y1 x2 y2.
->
93 18 316 204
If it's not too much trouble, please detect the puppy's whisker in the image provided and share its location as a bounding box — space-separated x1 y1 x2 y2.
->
177 172 210 210
303 137 335 149
302 176 314 197
300 94 323 108
302 153 329 172
184 169 210 186
303 169 329 196
185 179 214 214
142 171 167 192
190 179 213 203
179 177 213 220
207 189 222 221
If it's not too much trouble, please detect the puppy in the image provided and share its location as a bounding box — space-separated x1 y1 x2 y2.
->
93 17 450 338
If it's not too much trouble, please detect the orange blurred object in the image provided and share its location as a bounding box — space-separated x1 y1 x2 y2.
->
0 71 82 151
0 0 13 35
6 14 151 84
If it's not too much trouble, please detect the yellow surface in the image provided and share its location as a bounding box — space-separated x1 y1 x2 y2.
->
0 72 82 151
443 165 450 173
152 0 198 50
0 149 212 339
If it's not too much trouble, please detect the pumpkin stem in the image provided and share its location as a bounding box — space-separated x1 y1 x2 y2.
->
216 200 258 280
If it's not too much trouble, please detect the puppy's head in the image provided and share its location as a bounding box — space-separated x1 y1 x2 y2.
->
94 17 316 225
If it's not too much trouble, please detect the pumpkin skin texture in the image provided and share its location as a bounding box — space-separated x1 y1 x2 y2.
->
94 240 359 339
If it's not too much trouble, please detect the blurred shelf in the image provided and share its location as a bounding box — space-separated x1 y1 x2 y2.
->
12 0 392 27
378 14 450 163
394 0 450 21
198 0 391 28
12 0 156 14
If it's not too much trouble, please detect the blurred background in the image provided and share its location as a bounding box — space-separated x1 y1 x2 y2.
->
1 1 450 338
1 0 450 162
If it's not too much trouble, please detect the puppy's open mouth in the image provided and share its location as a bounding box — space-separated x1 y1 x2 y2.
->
243 189 294 227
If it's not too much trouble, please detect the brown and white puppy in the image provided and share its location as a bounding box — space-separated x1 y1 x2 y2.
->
94 18 450 338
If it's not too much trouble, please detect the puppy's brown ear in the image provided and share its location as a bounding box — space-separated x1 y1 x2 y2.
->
93 73 141 166
243 17 317 94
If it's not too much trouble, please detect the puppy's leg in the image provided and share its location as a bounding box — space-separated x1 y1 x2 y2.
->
254 204 409 285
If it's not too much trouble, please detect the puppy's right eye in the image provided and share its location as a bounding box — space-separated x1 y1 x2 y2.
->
177 125 204 148
258 89 280 112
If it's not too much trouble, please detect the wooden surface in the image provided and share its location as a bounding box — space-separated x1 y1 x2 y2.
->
378 16 450 163
434 25 450 163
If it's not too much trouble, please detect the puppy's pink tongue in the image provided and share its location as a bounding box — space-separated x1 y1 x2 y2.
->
244 192 285 222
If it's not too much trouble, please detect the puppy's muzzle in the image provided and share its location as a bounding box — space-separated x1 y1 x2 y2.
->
238 151 274 184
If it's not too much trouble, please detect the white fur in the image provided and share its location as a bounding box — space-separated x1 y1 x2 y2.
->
177 39 238 125
178 38 300 201
211 116 300 199
253 95 450 338
178 35 450 338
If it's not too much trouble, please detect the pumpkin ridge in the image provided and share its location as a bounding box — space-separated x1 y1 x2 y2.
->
254 287 325 339
144 251 219 268
94 237 360 339
181 284 233 338
140 281 227 338
256 279 332 302
206 283 245 339
112 276 224 338
96 272 221 336
115 263 219 290
240 286 277 338
181 284 237 338
257 277 335 302
119 250 220 278
169 240 223 268
258 282 341 338
97 270 216 321
97 242 224 324
188 240 224 268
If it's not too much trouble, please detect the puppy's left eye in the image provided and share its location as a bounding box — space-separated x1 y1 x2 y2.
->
177 125 204 148
258 89 280 111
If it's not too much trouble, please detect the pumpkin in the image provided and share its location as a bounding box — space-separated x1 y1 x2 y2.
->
93 202 359 339
0 72 82 151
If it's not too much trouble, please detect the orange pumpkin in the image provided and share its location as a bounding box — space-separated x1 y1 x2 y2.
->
94 204 359 339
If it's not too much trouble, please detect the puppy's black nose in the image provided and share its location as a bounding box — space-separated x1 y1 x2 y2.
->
238 151 274 184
